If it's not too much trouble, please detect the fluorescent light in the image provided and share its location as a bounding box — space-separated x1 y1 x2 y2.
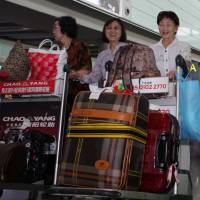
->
85 0 100 6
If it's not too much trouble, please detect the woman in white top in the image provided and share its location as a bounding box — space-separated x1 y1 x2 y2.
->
151 11 191 79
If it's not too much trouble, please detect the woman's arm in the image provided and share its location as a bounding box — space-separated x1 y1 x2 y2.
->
78 53 104 84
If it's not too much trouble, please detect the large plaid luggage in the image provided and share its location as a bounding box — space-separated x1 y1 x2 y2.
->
58 91 149 190
140 111 179 193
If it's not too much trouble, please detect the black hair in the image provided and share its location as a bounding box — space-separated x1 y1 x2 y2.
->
157 11 179 26
102 18 127 43
56 16 78 39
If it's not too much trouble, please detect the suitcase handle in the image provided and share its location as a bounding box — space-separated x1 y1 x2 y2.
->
156 132 180 170
156 133 169 170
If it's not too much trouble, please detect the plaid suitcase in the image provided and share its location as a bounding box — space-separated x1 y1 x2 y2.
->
58 91 149 190
140 111 179 193
70 91 149 130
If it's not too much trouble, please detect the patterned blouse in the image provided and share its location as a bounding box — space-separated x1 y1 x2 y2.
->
67 39 92 111
67 39 92 72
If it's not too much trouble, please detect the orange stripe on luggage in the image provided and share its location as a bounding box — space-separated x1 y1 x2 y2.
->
71 108 134 124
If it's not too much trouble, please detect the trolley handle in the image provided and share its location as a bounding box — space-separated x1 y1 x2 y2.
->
175 54 189 78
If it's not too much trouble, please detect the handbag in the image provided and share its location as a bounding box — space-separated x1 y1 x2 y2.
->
180 79 200 140
28 39 67 80
27 39 67 96
105 43 160 90
2 40 30 81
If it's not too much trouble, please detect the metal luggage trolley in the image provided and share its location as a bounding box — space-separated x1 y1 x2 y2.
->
44 63 193 200
0 65 68 199
0 63 193 200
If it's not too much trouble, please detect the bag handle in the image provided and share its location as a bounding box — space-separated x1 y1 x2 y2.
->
39 39 53 49
49 44 60 51
123 44 137 90
105 48 120 87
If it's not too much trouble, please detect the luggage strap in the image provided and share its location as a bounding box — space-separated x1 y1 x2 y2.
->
66 123 147 144
71 108 134 124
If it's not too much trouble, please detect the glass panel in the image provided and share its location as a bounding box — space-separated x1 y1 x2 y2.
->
81 0 121 14
75 0 200 50
124 0 200 50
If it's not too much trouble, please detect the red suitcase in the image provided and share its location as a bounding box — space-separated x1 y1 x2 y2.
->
140 111 179 193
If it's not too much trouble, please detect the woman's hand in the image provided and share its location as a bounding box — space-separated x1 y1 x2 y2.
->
69 70 79 79
69 69 90 80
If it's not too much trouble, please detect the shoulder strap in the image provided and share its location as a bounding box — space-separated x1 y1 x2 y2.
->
123 44 137 90
105 46 125 87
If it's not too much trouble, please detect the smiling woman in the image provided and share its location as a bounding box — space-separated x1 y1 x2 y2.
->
150 11 191 79
71 17 127 87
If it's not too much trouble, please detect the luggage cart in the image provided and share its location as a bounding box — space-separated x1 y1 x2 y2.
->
44 65 193 200
0 65 193 200
0 64 69 200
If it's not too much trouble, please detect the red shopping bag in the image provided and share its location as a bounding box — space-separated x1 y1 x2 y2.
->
27 39 67 81
25 39 67 96
28 52 58 80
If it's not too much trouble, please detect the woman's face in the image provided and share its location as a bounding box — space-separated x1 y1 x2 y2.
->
158 17 178 40
105 21 122 43
52 21 64 42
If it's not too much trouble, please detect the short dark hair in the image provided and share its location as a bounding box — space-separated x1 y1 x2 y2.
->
102 18 127 43
157 11 179 26
56 16 78 39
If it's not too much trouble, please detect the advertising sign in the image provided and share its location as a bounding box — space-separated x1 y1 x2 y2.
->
0 80 55 95
132 77 169 94
113 77 169 94
0 98 61 139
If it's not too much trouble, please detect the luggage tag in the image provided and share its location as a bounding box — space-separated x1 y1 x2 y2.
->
89 87 113 100
167 164 180 186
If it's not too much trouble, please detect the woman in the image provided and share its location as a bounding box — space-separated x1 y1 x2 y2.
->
151 11 191 79
52 16 92 109
70 17 127 87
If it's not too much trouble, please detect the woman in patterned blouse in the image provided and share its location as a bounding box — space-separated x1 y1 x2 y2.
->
53 16 92 111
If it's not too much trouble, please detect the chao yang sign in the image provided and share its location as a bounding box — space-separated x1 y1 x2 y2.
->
0 98 61 138
0 80 55 94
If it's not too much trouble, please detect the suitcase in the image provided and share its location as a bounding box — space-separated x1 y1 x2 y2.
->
140 111 180 193
58 91 149 190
